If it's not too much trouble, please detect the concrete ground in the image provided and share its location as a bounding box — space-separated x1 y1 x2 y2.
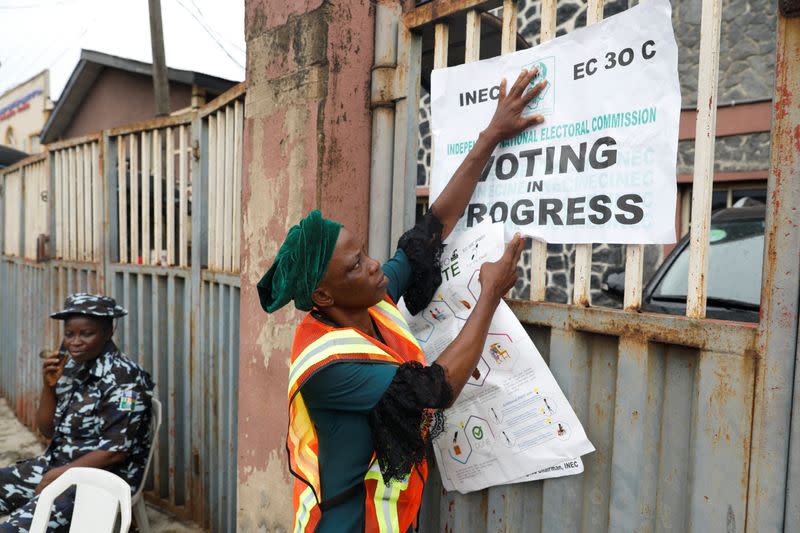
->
0 398 202 532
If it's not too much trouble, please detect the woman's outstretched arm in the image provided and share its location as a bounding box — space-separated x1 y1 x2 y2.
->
435 234 524 402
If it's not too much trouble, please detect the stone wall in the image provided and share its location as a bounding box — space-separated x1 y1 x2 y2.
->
677 132 772 174
415 0 776 306
673 0 777 107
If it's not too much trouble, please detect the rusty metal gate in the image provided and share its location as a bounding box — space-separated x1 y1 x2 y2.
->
370 1 800 531
0 84 245 531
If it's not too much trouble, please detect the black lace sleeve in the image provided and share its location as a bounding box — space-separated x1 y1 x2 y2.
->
368 361 452 483
397 211 444 315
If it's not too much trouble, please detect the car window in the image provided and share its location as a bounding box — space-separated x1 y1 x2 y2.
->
653 219 765 306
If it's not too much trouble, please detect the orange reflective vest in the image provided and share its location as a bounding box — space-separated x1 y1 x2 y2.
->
287 298 428 533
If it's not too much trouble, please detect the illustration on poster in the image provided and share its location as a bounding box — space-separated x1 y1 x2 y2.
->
401 221 595 492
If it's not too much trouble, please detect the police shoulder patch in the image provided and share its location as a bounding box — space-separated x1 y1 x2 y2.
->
118 390 139 411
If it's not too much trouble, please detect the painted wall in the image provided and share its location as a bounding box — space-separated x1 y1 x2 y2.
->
237 0 374 529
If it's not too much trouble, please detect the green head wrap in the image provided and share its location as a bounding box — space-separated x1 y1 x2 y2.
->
257 210 342 313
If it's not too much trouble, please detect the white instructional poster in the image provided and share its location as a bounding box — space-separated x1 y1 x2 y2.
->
430 0 680 244
400 222 595 493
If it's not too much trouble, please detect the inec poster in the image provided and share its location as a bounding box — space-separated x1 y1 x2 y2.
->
430 0 680 244
400 222 595 493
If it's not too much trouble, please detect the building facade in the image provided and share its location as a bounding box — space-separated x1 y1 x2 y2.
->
0 71 52 154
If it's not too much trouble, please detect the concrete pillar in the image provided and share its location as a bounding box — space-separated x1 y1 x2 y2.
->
237 1 374 530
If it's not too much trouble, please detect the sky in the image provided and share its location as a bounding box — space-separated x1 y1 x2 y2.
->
0 0 246 99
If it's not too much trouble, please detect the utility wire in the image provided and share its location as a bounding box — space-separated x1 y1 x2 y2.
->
172 0 244 69
182 0 245 59
186 0 245 54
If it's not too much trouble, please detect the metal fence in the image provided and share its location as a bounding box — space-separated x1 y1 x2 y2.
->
52 136 103 263
0 83 245 531
195 87 244 533
105 114 196 521
373 1 799 531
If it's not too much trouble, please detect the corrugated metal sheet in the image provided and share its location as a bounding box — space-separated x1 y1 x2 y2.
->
0 259 50 427
109 266 192 510
199 272 240 533
417 307 757 532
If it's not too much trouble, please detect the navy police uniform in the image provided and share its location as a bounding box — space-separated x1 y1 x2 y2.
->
0 294 154 532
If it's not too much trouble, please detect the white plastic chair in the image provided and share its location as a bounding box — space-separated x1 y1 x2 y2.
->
132 397 162 533
29 467 131 533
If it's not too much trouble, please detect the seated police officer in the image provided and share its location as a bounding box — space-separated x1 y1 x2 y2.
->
0 293 154 532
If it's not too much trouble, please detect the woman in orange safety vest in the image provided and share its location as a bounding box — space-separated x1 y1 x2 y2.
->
258 68 547 533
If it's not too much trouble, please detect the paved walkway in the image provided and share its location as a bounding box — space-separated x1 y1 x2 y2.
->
0 398 202 532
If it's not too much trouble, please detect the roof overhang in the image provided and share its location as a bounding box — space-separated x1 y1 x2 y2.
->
40 49 236 144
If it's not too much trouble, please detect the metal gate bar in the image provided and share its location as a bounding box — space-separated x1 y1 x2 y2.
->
748 11 800 533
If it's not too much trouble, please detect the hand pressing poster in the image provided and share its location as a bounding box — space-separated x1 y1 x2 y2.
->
400 222 595 493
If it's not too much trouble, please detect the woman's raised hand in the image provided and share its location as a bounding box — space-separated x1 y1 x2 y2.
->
42 353 66 389
427 70 547 240
478 234 526 303
485 69 547 142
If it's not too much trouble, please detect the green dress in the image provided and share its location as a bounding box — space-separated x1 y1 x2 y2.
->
301 249 412 532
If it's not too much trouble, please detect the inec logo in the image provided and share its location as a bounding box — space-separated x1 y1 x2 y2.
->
523 56 555 116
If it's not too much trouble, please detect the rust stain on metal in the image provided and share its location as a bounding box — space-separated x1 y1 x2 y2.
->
772 43 793 123
402 0 503 29
508 300 758 354
793 124 800 153
594 401 606 421
107 113 193 137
